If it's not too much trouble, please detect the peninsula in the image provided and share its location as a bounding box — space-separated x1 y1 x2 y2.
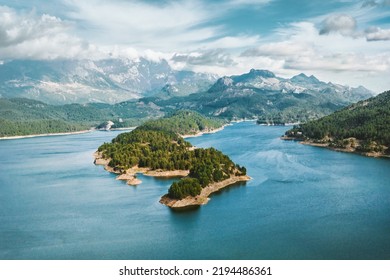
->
94 110 250 208
282 90 390 158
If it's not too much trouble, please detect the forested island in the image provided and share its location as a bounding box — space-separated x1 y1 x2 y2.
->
95 110 250 208
283 90 390 157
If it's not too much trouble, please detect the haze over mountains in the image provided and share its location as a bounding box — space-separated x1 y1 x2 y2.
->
0 59 373 108
0 58 218 104
146 68 373 122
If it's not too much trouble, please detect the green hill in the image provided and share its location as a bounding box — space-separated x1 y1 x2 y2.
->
284 90 390 156
0 98 163 137
139 110 224 135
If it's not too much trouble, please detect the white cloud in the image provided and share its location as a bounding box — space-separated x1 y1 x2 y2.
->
319 14 358 36
63 0 222 51
236 21 390 92
1 1 389 93
284 52 389 72
241 41 315 57
172 49 235 67
0 6 98 60
199 35 262 50
365 26 390 41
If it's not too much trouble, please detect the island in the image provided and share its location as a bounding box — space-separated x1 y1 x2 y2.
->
94 110 250 209
282 90 390 158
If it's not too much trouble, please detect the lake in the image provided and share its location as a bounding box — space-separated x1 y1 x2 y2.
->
0 122 389 259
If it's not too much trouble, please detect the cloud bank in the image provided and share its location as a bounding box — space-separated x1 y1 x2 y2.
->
0 0 389 92
0 6 95 60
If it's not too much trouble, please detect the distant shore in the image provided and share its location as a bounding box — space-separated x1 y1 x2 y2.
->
0 129 94 140
180 125 227 138
109 127 136 131
0 124 222 141
300 140 389 158
281 136 389 158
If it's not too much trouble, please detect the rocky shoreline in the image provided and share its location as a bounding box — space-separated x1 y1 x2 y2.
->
94 152 189 185
180 125 227 138
159 175 251 209
281 137 389 158
94 151 251 208
300 140 389 158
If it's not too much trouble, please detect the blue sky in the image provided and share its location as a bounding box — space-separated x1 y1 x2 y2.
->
1 0 390 92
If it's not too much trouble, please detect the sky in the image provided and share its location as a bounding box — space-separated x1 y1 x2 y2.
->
0 0 390 92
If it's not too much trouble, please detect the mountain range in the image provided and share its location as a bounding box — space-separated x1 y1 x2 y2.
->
0 58 376 136
0 58 217 104
147 69 374 122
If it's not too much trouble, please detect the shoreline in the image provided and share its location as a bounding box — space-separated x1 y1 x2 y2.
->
159 175 251 209
0 126 135 141
107 127 136 131
94 152 190 185
300 140 390 158
281 136 389 158
0 129 94 140
180 125 227 139
0 124 224 141
94 151 251 208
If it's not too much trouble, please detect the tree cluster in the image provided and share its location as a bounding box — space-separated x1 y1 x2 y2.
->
285 90 390 153
98 112 246 199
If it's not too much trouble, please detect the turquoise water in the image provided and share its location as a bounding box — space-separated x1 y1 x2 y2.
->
0 122 389 259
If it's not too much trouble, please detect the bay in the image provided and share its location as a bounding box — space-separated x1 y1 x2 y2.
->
0 122 389 259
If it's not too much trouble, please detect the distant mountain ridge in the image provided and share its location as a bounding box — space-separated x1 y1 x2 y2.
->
148 69 374 122
209 69 373 102
0 63 376 136
0 58 218 104
0 58 373 107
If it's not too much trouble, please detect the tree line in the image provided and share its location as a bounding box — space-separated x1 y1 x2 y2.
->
285 90 390 153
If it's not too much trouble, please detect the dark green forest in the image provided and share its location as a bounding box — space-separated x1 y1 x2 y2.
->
0 119 89 136
0 98 162 137
285 90 390 154
97 111 246 200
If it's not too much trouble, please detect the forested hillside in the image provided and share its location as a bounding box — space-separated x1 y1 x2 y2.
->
284 90 390 155
0 98 163 137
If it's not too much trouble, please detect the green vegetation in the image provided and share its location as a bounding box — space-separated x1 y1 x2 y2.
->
0 119 89 136
168 178 202 199
97 111 246 200
285 91 390 155
0 98 163 137
145 89 343 122
139 110 224 135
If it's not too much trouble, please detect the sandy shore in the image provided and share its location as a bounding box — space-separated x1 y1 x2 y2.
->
93 152 189 186
109 127 136 131
159 175 251 209
0 129 93 140
144 170 190 177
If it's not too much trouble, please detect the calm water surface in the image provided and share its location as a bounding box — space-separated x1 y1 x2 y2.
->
0 122 389 259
